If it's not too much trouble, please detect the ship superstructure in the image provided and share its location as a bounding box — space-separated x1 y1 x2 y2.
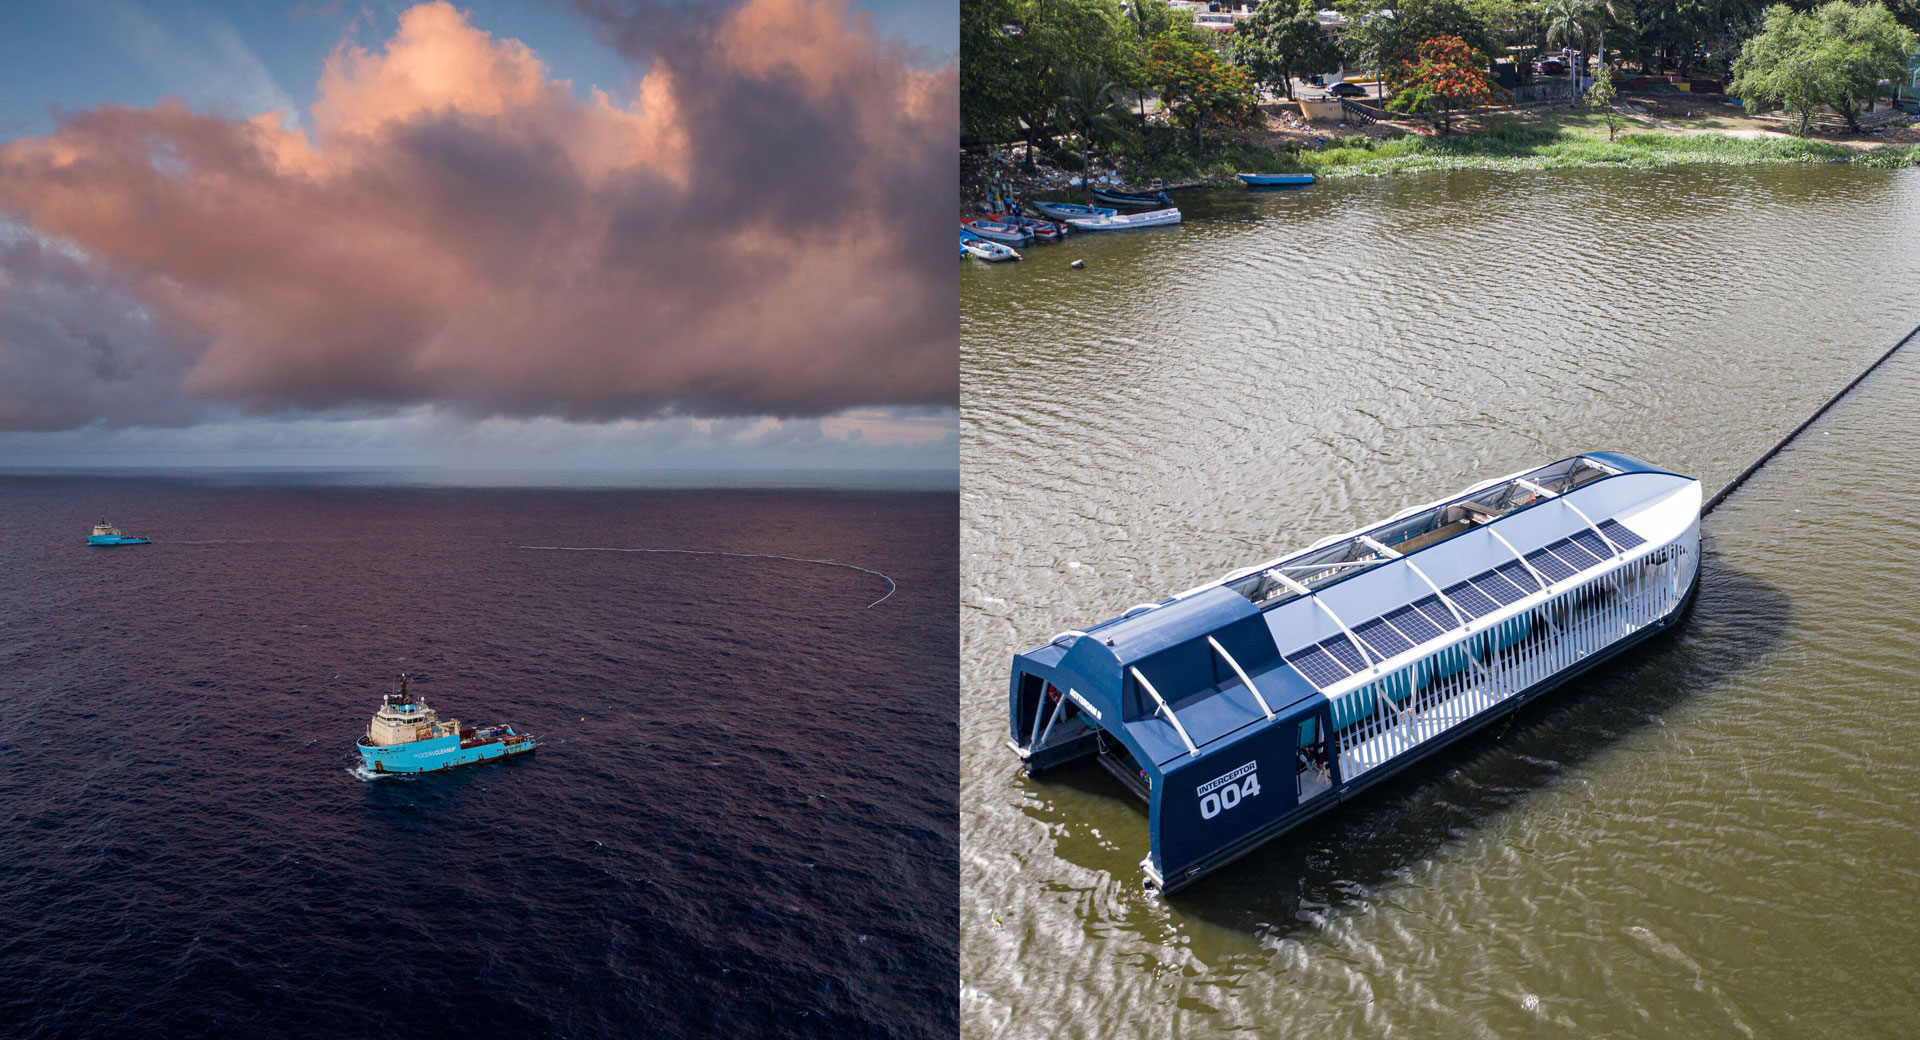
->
1005 452 1701 893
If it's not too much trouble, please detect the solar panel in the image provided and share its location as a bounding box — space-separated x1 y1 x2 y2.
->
1495 560 1542 593
1285 646 1349 688
1386 603 1445 643
1598 518 1646 549
1551 535 1603 568
1471 569 1528 606
1443 581 1499 619
1410 594 1463 631
1525 547 1577 583
1568 529 1613 561
1354 617 1413 658
1321 636 1367 673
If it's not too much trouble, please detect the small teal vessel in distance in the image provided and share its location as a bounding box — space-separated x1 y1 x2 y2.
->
87 520 151 546
357 675 536 774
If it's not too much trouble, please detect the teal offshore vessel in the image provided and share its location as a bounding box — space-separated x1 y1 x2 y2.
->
87 520 150 546
357 676 536 774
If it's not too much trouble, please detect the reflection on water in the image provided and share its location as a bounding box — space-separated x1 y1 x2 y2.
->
962 164 1920 1038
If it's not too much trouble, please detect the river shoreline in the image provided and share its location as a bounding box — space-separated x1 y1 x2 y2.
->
1173 125 1920 183
964 107 1920 212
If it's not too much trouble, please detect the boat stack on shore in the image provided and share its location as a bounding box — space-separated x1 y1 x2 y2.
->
960 183 1188 261
962 171 1324 260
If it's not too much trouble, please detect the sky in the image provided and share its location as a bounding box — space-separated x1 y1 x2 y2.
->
0 0 957 479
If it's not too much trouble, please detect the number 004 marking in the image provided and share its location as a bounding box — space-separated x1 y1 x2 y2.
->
1199 773 1261 819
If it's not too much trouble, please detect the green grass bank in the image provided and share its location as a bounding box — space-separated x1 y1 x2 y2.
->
1129 118 1920 183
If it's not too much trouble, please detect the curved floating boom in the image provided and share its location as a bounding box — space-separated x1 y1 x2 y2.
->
1004 452 1702 894
519 545 896 608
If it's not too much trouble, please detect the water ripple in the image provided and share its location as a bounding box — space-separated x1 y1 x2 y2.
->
963 165 1920 1038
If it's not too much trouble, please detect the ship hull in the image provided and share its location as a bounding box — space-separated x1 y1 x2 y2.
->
1150 567 1699 893
87 535 151 545
358 732 535 774
1003 453 1706 895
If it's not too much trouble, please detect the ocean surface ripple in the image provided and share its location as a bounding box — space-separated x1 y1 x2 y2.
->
0 480 956 1040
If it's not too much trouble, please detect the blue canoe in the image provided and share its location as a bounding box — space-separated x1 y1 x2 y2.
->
1238 172 1316 187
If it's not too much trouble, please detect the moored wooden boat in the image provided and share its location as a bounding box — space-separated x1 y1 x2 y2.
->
962 236 1022 262
1030 200 1118 221
1090 186 1173 209
960 218 1033 245
989 213 1067 241
1064 208 1182 232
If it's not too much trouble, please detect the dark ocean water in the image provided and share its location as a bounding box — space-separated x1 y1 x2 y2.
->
0 475 956 1040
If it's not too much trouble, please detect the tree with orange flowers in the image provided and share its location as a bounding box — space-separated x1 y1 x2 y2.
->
1386 35 1502 135
1146 35 1257 154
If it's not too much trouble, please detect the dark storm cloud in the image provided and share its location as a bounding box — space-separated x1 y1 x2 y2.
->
0 234 200 429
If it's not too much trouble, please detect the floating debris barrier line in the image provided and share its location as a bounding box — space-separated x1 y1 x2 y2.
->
1702 320 1920 517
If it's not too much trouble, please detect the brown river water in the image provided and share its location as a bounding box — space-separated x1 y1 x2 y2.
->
960 163 1920 1038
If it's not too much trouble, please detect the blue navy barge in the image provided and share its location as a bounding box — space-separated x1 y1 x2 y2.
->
1006 453 1701 893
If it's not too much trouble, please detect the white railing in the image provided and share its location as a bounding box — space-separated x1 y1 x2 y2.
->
1336 541 1693 782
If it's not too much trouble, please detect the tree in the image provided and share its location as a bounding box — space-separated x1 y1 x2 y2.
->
1587 0 1633 74
1730 5 1841 133
963 0 1026 143
1146 33 1259 152
1812 0 1918 129
1586 65 1623 136
1544 0 1601 101
1054 65 1138 170
1232 0 1341 100
1386 33 1502 132
1465 0 1542 54
1120 0 1207 116
1339 0 1499 89
960 0 1139 161
1730 1 1916 134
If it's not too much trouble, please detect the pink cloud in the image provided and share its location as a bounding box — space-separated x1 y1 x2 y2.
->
0 0 956 429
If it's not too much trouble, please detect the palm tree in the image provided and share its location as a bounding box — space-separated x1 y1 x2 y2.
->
1055 66 1138 174
1123 1 1152 119
1587 0 1632 76
1543 0 1600 103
